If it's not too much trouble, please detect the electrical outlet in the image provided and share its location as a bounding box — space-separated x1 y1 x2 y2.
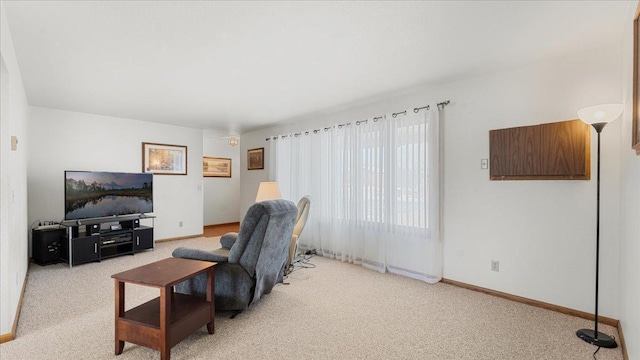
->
491 260 499 272
179 221 183 227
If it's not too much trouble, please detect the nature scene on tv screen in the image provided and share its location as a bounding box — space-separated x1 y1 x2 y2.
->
65 171 153 220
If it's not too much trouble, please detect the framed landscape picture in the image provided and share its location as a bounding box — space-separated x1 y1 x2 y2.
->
247 147 264 170
203 157 231 177
634 3 640 155
142 142 188 175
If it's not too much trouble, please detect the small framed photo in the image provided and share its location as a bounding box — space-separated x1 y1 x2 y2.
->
203 157 231 177
247 147 264 170
142 142 188 175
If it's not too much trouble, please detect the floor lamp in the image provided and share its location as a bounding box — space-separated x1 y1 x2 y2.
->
575 103 623 349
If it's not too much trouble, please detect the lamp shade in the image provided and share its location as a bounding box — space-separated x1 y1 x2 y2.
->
577 104 623 125
255 182 281 202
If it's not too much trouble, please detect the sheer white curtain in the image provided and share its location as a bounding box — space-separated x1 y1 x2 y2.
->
273 107 441 283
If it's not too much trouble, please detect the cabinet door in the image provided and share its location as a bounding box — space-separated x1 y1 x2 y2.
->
134 228 153 251
72 236 100 265
539 120 590 177
490 125 540 178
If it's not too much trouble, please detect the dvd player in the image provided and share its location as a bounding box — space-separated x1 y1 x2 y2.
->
101 232 132 245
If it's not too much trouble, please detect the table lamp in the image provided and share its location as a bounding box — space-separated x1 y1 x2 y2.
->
255 182 281 202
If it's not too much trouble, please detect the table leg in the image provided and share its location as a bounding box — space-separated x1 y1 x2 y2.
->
114 280 125 355
160 286 171 360
206 267 215 334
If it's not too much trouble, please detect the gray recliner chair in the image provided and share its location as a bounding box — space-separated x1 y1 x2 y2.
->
172 199 298 311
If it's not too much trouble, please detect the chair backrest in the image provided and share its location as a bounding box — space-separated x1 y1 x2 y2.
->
293 196 311 238
227 199 298 303
286 196 311 270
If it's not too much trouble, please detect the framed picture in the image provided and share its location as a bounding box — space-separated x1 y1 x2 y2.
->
142 142 188 175
634 3 640 155
247 147 264 170
203 157 231 177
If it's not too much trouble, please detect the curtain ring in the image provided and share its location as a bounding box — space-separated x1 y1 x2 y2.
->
437 100 450 110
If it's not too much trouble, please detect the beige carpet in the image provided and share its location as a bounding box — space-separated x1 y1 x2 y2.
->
0 237 623 360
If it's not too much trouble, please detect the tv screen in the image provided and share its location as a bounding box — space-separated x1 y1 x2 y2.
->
64 171 153 220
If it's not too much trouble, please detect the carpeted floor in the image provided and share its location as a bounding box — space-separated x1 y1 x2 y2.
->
0 236 623 360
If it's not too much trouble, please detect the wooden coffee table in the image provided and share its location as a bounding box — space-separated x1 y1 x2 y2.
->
112 258 216 360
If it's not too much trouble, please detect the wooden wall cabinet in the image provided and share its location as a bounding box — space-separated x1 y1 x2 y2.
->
489 120 590 180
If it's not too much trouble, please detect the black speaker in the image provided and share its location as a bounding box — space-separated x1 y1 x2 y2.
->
32 228 65 265
85 224 100 235
120 219 140 230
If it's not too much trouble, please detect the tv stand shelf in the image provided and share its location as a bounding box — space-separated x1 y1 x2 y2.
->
61 215 155 268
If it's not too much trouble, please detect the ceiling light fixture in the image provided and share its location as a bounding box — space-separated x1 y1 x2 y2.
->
228 136 239 147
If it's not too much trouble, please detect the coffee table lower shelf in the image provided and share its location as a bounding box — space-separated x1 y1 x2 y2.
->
116 293 212 351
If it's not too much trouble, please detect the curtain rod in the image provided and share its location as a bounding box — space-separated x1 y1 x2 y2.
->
437 100 450 109
265 101 451 141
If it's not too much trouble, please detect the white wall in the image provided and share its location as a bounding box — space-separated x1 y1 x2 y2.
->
240 43 622 318
0 2 30 336
203 132 240 225
439 45 622 319
619 3 640 358
27 107 204 244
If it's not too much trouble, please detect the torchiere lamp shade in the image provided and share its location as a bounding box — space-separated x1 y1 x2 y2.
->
577 104 623 126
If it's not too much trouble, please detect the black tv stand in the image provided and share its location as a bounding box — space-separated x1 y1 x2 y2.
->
60 214 155 268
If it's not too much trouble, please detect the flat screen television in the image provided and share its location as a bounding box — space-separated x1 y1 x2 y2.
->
64 171 153 221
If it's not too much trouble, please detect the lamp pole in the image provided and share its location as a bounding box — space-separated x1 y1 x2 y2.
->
575 104 623 348
575 122 617 349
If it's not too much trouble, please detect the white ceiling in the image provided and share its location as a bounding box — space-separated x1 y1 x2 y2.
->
2 1 633 134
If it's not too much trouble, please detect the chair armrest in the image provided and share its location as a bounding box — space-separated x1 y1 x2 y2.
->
220 232 238 250
172 247 228 263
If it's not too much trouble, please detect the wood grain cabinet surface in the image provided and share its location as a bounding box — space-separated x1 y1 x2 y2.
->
489 120 590 180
